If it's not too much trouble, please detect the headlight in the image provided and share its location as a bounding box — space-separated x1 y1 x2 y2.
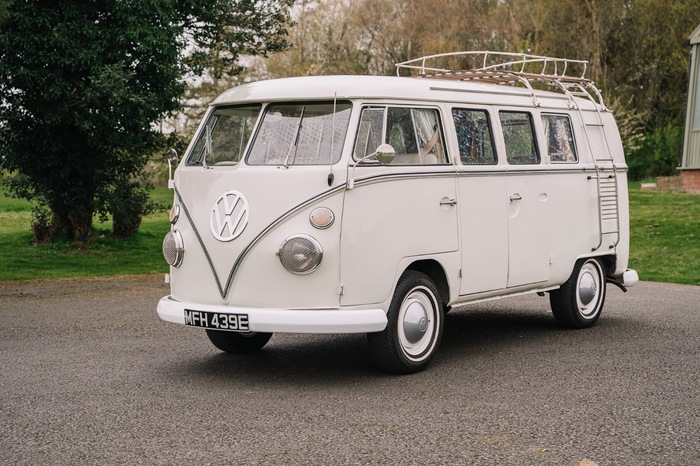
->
277 234 323 274
162 230 184 267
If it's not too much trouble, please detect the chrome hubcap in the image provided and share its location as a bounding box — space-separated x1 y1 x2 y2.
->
398 287 437 360
577 261 602 319
578 271 597 306
403 301 429 344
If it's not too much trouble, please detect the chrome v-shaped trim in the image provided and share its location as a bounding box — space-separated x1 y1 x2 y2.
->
174 183 346 300
173 185 227 298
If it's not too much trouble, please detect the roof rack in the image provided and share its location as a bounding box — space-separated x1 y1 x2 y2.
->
395 51 606 110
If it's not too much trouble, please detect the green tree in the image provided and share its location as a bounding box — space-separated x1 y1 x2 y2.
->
0 0 292 241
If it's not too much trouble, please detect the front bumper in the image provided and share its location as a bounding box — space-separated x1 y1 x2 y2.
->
157 296 388 334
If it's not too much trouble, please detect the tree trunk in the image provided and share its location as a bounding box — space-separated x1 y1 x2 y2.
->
50 209 93 242
112 211 142 238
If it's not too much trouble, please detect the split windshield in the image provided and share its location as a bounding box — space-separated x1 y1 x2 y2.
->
187 105 261 166
247 101 352 166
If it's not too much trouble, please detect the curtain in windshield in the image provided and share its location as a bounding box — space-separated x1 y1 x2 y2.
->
247 102 352 166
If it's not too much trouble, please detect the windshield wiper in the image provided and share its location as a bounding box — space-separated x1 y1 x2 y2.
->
283 106 305 168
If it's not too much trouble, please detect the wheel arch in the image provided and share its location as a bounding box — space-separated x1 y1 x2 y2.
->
403 259 450 308
597 254 617 278
571 253 616 280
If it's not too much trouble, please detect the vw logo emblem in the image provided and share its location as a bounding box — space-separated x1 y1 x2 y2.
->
210 190 250 242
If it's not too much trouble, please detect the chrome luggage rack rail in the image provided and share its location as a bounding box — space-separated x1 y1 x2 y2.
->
396 51 606 110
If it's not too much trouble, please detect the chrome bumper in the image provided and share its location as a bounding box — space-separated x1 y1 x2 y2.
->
157 296 388 334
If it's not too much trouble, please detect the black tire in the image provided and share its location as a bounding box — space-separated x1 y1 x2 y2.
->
368 271 444 374
206 330 272 354
550 257 606 329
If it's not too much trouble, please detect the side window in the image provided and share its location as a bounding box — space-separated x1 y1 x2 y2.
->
354 106 447 164
542 114 578 163
499 111 540 165
452 108 496 165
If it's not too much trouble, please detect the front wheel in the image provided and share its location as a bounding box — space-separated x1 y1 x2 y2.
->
550 258 606 329
206 330 272 354
368 271 444 374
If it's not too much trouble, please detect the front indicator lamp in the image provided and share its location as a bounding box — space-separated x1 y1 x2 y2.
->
168 205 180 224
309 207 335 229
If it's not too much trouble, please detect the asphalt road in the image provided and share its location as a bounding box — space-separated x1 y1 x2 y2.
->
1 275 698 465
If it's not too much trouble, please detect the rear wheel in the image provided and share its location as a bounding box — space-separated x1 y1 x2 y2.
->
550 258 606 329
206 330 272 353
368 271 444 374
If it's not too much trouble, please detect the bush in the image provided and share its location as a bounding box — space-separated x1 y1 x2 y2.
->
105 175 165 238
627 123 683 181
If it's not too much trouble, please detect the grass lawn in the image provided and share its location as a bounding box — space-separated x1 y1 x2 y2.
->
628 184 700 285
0 184 698 285
0 188 173 281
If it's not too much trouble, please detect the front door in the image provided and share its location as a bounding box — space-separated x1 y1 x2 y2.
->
340 105 458 306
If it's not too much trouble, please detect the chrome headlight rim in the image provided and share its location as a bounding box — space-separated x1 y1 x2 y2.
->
277 234 323 275
163 229 184 267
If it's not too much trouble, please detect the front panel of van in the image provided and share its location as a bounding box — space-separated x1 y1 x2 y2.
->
167 101 353 311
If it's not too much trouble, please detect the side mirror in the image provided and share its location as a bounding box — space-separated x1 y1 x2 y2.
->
374 143 395 164
356 143 395 165
167 149 179 189
168 148 179 165
348 144 396 190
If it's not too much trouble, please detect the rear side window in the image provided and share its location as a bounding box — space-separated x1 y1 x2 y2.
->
542 114 578 163
499 111 540 165
452 108 496 165
354 106 447 164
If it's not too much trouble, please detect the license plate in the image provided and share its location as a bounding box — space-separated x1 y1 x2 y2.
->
184 309 249 332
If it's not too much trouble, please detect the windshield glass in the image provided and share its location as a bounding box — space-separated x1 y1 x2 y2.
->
187 105 261 166
247 101 352 166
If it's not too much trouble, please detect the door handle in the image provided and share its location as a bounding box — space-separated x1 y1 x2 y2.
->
510 193 522 202
440 198 457 206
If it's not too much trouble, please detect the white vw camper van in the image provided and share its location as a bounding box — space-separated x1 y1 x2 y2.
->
157 51 638 373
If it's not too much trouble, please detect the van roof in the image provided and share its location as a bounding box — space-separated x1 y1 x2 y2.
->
213 75 599 111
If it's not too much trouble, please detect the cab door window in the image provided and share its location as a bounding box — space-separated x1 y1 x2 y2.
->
354 106 447 164
499 111 540 165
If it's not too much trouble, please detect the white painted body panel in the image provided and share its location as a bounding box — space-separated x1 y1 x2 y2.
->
339 166 458 306
157 74 636 334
